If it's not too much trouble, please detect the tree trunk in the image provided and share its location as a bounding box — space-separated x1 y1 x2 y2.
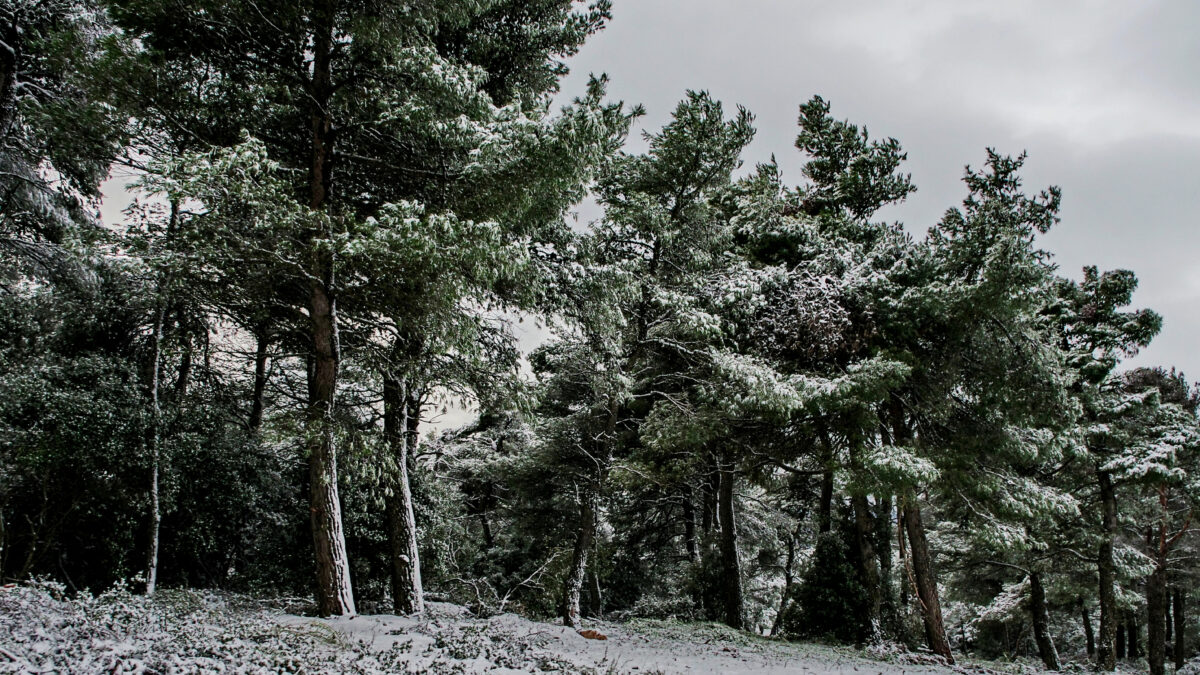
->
1174 588 1185 670
682 490 699 562
1097 469 1117 670
305 0 354 618
1082 602 1095 657
248 330 270 432
1117 622 1126 659
718 456 744 630
1148 564 1167 675
1128 617 1140 659
902 493 953 663
478 513 494 550
144 300 164 596
1029 572 1060 670
898 516 909 609
770 524 799 637
586 567 602 619
384 375 423 615
0 8 18 139
562 487 596 628
841 433 881 640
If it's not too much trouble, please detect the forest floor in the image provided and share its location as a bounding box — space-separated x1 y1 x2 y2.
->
0 581 1130 674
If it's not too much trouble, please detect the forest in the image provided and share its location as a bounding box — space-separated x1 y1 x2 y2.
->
1 1 1198 673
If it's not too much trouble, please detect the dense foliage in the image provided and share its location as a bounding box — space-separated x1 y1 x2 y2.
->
1 2 1197 673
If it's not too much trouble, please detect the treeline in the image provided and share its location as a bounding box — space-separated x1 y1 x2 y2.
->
1 2 1197 673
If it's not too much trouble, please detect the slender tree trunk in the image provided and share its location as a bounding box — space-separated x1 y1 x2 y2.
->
0 9 18 139
562 487 596 628
478 514 494 550
1082 603 1096 657
305 0 354 618
143 198 180 596
700 478 713 534
1097 469 1117 670
1128 617 1140 659
1148 563 1167 675
1174 588 1185 670
248 330 270 432
682 490 699 562
898 517 909 609
770 524 799 637
1029 572 1060 670
718 454 744 629
144 300 164 596
1117 622 1126 659
841 434 881 640
902 493 953 663
384 375 423 615
174 326 192 400
1166 593 1172 643
818 432 834 534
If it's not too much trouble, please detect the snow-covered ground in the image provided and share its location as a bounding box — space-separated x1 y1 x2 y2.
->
0 581 1095 674
293 602 958 674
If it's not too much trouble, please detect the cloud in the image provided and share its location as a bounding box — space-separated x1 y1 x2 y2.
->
556 0 1200 377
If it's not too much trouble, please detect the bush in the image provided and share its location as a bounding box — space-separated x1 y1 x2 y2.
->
780 529 870 643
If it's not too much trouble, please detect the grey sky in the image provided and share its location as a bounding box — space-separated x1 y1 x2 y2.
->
556 0 1200 378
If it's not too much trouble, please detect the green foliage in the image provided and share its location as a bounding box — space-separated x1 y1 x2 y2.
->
782 529 870 644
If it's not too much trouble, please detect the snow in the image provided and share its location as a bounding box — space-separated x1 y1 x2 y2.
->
0 582 994 674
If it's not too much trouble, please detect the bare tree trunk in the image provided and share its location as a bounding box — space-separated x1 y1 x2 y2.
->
1117 622 1126 659
248 330 270 432
1029 572 1060 670
1128 617 1140 659
818 436 834 534
1082 602 1095 658
902 493 952 663
1174 588 1185 670
304 0 354 618
682 490 699 562
718 455 744 630
384 375 423 615
0 7 19 139
770 523 799 637
841 434 880 640
1148 563 1167 675
1166 593 1172 643
1097 469 1117 670
144 300 164 596
562 488 596 628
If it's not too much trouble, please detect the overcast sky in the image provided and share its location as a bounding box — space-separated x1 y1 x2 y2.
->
554 0 1200 378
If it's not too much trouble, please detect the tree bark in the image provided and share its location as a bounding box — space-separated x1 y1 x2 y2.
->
1117 622 1126 659
1148 564 1167 675
562 487 596 628
841 434 881 640
1029 572 1060 670
144 299 164 596
718 455 744 630
248 330 270 432
770 523 799 637
0 7 18 139
682 489 699 562
902 493 953 663
305 0 354 618
1097 469 1117 670
1174 588 1185 670
818 434 834 534
384 375 423 615
1128 617 1140 659
586 567 602 619
1082 602 1095 657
